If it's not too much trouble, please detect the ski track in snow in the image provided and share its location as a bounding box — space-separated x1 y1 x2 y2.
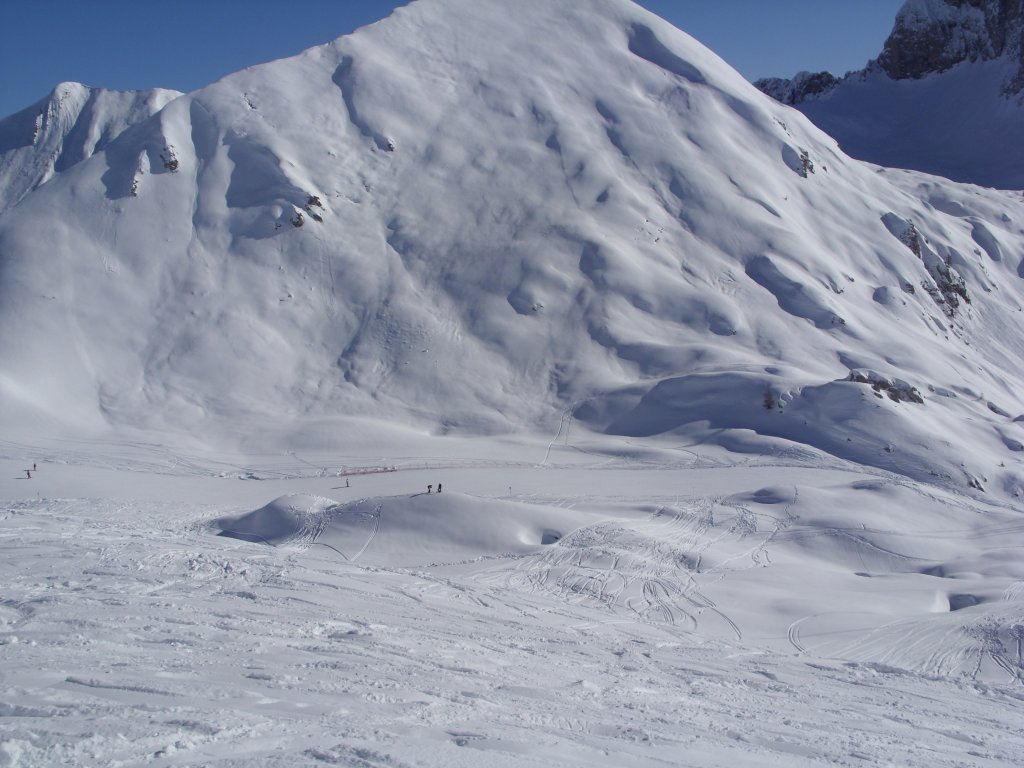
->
1 0 1024 764
3 435 1023 767
0 503 1020 767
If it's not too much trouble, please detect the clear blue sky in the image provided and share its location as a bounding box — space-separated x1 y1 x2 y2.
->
0 0 904 120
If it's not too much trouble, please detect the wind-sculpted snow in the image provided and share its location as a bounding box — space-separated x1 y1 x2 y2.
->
0 82 181 211
0 0 1023 503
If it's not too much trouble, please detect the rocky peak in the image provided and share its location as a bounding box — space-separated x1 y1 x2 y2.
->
878 0 1024 91
755 0 1024 104
754 71 840 106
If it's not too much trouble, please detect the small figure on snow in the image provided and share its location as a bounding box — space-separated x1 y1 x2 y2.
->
437 483 442 493
25 470 31 479
427 484 433 494
32 463 36 472
345 479 350 488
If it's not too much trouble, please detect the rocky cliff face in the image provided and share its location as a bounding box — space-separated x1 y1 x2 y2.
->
878 0 1024 91
753 0 1024 188
754 71 840 106
756 0 1023 101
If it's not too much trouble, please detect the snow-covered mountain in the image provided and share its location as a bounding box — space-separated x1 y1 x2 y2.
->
1 0 1023 499
878 0 1024 90
2 3 1024 762
0 82 181 212
756 0 1024 188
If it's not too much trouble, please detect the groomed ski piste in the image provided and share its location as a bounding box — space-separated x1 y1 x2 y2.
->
3 424 1024 767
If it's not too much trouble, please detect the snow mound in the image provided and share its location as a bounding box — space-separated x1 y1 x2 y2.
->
216 494 338 547
217 492 586 566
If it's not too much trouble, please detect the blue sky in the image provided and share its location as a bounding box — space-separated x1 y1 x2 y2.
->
0 0 903 119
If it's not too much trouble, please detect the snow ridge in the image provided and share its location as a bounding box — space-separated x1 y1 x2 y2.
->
0 82 182 212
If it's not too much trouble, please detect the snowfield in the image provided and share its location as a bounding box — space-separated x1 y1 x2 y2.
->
2 430 1024 766
2 0 1024 764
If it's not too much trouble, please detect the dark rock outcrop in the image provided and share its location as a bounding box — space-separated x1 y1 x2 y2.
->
877 0 1023 92
756 0 1024 102
755 71 839 106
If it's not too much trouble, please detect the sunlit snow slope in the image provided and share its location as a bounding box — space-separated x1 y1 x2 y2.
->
1 0 1023 497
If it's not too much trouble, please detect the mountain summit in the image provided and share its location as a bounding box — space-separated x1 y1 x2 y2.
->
0 82 181 213
878 0 1024 91
1 0 1023 496
757 0 1024 188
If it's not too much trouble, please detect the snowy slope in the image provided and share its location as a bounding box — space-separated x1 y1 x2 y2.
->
1 2 1024 763
763 58 1024 189
756 0 1024 188
2 444 1024 766
1 0 1022 501
0 82 181 212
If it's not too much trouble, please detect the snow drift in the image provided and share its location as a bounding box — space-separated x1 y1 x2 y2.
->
216 492 585 566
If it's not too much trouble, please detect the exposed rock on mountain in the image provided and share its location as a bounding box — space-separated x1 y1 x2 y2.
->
878 0 1024 90
755 71 839 106
755 0 1024 187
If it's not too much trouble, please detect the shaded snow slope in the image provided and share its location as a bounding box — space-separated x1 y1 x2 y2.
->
1 0 1023 498
764 59 1024 189
757 0 1024 188
0 82 182 212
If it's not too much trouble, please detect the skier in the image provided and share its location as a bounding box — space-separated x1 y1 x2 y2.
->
25 470 31 479
427 484 433 494
437 483 442 493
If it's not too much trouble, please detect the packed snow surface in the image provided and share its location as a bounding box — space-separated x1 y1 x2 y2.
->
2 431 1024 766
1 0 1023 764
